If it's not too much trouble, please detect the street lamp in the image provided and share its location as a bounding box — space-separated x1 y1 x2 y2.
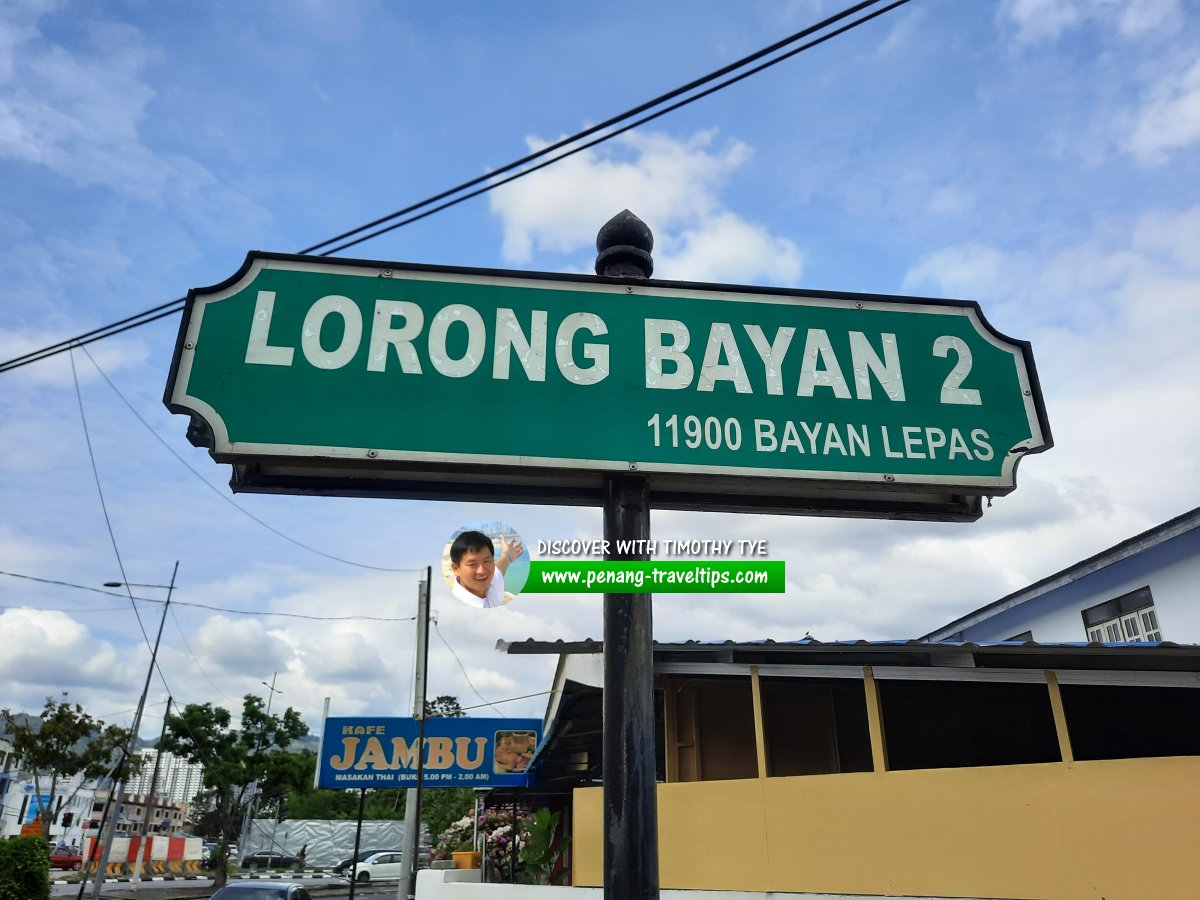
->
87 563 178 897
239 672 283 864
261 675 282 717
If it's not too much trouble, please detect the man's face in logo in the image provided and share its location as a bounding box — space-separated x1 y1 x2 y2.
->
452 547 495 598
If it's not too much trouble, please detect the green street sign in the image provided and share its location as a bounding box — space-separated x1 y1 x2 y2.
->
165 252 1051 520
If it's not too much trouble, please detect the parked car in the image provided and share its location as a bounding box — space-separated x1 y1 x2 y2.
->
202 842 241 869
350 850 405 883
49 848 83 871
332 847 399 875
240 850 302 869
209 881 313 899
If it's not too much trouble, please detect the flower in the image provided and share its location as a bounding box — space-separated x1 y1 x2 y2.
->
434 814 478 859
434 806 537 875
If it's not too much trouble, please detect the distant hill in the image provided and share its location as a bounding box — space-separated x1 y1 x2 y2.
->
290 733 322 753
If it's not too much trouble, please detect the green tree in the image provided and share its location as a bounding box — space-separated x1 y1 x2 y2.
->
0 693 132 838
425 695 466 719
276 753 403 825
161 694 308 887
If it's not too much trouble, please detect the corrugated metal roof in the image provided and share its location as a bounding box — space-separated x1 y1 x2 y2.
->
499 636 1200 673
500 636 1199 652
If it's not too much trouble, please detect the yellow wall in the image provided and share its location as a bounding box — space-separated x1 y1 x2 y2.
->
573 756 1200 899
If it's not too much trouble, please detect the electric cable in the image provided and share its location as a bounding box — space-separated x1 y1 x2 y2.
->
0 571 419 622
321 0 911 256
432 618 506 717
0 604 131 613
300 0 889 255
97 699 170 721
69 348 155 660
457 691 551 713
80 345 420 574
169 605 239 703
0 0 908 374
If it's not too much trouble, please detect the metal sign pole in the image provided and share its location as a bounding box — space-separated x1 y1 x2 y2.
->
597 211 660 900
398 571 431 900
347 787 367 900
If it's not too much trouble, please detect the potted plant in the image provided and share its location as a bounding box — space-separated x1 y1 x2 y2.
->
435 815 482 869
451 838 482 870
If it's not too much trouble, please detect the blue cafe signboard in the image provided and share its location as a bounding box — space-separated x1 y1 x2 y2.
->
316 717 542 789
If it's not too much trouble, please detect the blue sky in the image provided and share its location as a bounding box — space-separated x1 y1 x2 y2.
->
1 0 1198 744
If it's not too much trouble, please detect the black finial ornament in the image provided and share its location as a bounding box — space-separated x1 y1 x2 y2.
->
595 209 654 278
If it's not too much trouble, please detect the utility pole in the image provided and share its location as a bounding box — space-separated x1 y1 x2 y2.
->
238 672 281 864
130 696 171 884
91 562 178 898
398 570 431 900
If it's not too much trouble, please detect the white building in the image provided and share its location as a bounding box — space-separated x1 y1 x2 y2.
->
0 772 94 843
128 748 204 806
924 506 1200 644
0 738 199 841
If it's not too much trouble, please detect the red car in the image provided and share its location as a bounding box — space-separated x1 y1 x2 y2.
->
50 848 84 871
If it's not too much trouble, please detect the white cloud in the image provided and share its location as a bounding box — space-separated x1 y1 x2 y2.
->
902 243 1011 300
0 609 129 692
1115 0 1184 38
0 4 270 234
299 630 386 682
1127 56 1200 164
487 130 798 286
1001 0 1081 43
1000 0 1182 43
0 332 147 388
927 185 974 216
901 204 1200 536
192 615 296 675
0 0 59 82
0 16 165 195
655 212 802 285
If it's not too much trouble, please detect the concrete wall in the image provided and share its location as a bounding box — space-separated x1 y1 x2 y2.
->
573 756 1200 899
415 869 967 900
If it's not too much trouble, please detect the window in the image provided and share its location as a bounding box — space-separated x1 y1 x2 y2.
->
1061 684 1200 760
1083 587 1161 642
666 675 874 781
691 678 758 781
666 676 758 781
879 680 1061 770
760 677 872 776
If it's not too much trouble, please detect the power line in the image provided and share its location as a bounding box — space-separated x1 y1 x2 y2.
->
0 0 907 375
458 691 552 713
1 303 184 373
304 0 891 255
169 606 238 704
321 0 911 257
0 571 419 622
97 699 171 722
0 604 131 613
68 349 157 664
432 618 506 717
79 345 420 574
